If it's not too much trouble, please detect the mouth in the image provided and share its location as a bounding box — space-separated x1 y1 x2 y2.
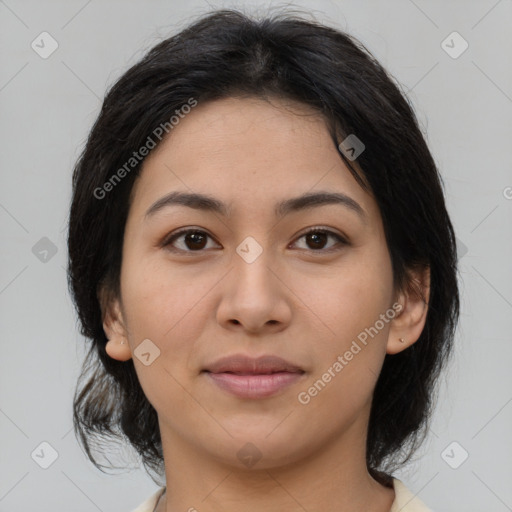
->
202 353 304 375
201 354 305 399
207 370 302 375
203 371 305 399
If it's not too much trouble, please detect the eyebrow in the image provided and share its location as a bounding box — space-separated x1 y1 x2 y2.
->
144 190 366 223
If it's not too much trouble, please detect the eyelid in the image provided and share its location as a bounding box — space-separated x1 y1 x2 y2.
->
160 227 220 250
295 226 348 243
161 226 349 253
291 226 349 253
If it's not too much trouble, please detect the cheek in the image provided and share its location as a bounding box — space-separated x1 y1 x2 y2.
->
305 248 393 339
300 243 394 392
296 263 393 430
120 258 213 411
121 256 208 339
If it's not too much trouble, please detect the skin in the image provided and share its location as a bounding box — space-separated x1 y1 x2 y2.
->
101 96 430 512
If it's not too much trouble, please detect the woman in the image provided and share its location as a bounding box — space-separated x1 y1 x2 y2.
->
67 8 460 512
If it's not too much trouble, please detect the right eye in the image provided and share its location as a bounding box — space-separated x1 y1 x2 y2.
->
162 228 220 253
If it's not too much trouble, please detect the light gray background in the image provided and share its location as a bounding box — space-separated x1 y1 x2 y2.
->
1 0 511 511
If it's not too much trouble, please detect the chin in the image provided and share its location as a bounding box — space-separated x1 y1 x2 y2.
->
201 427 307 471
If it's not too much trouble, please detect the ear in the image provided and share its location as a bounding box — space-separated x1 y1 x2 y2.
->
387 265 430 355
98 285 132 362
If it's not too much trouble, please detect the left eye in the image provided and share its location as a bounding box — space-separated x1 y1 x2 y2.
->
163 228 347 253
293 228 347 252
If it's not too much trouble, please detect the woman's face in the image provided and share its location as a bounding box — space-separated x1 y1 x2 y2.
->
104 96 414 469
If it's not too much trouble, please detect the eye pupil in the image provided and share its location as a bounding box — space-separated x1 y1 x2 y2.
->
186 231 207 250
166 228 344 254
307 232 327 249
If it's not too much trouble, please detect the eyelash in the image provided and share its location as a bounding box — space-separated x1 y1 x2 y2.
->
161 227 348 255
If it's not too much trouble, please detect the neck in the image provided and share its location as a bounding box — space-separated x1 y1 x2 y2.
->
156 414 395 512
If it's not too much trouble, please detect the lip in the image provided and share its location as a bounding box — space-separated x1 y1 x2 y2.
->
205 371 305 399
203 354 304 374
202 354 305 399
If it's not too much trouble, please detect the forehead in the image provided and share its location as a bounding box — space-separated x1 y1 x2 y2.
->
150 96 332 160
129 96 376 222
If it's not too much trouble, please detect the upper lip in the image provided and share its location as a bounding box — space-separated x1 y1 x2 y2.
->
203 354 304 374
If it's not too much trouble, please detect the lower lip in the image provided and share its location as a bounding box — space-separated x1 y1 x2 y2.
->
204 371 304 399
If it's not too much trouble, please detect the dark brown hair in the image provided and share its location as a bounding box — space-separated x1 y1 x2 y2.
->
67 8 460 487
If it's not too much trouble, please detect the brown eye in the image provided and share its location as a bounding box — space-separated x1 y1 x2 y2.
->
305 231 328 250
164 229 217 252
293 228 348 252
182 231 208 250
162 227 348 255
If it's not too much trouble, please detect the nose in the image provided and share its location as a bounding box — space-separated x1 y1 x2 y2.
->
216 246 292 334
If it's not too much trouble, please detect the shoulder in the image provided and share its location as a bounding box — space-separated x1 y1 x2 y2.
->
391 478 434 512
131 487 166 512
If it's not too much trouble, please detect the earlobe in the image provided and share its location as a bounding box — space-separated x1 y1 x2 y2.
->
105 337 132 361
386 266 430 355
